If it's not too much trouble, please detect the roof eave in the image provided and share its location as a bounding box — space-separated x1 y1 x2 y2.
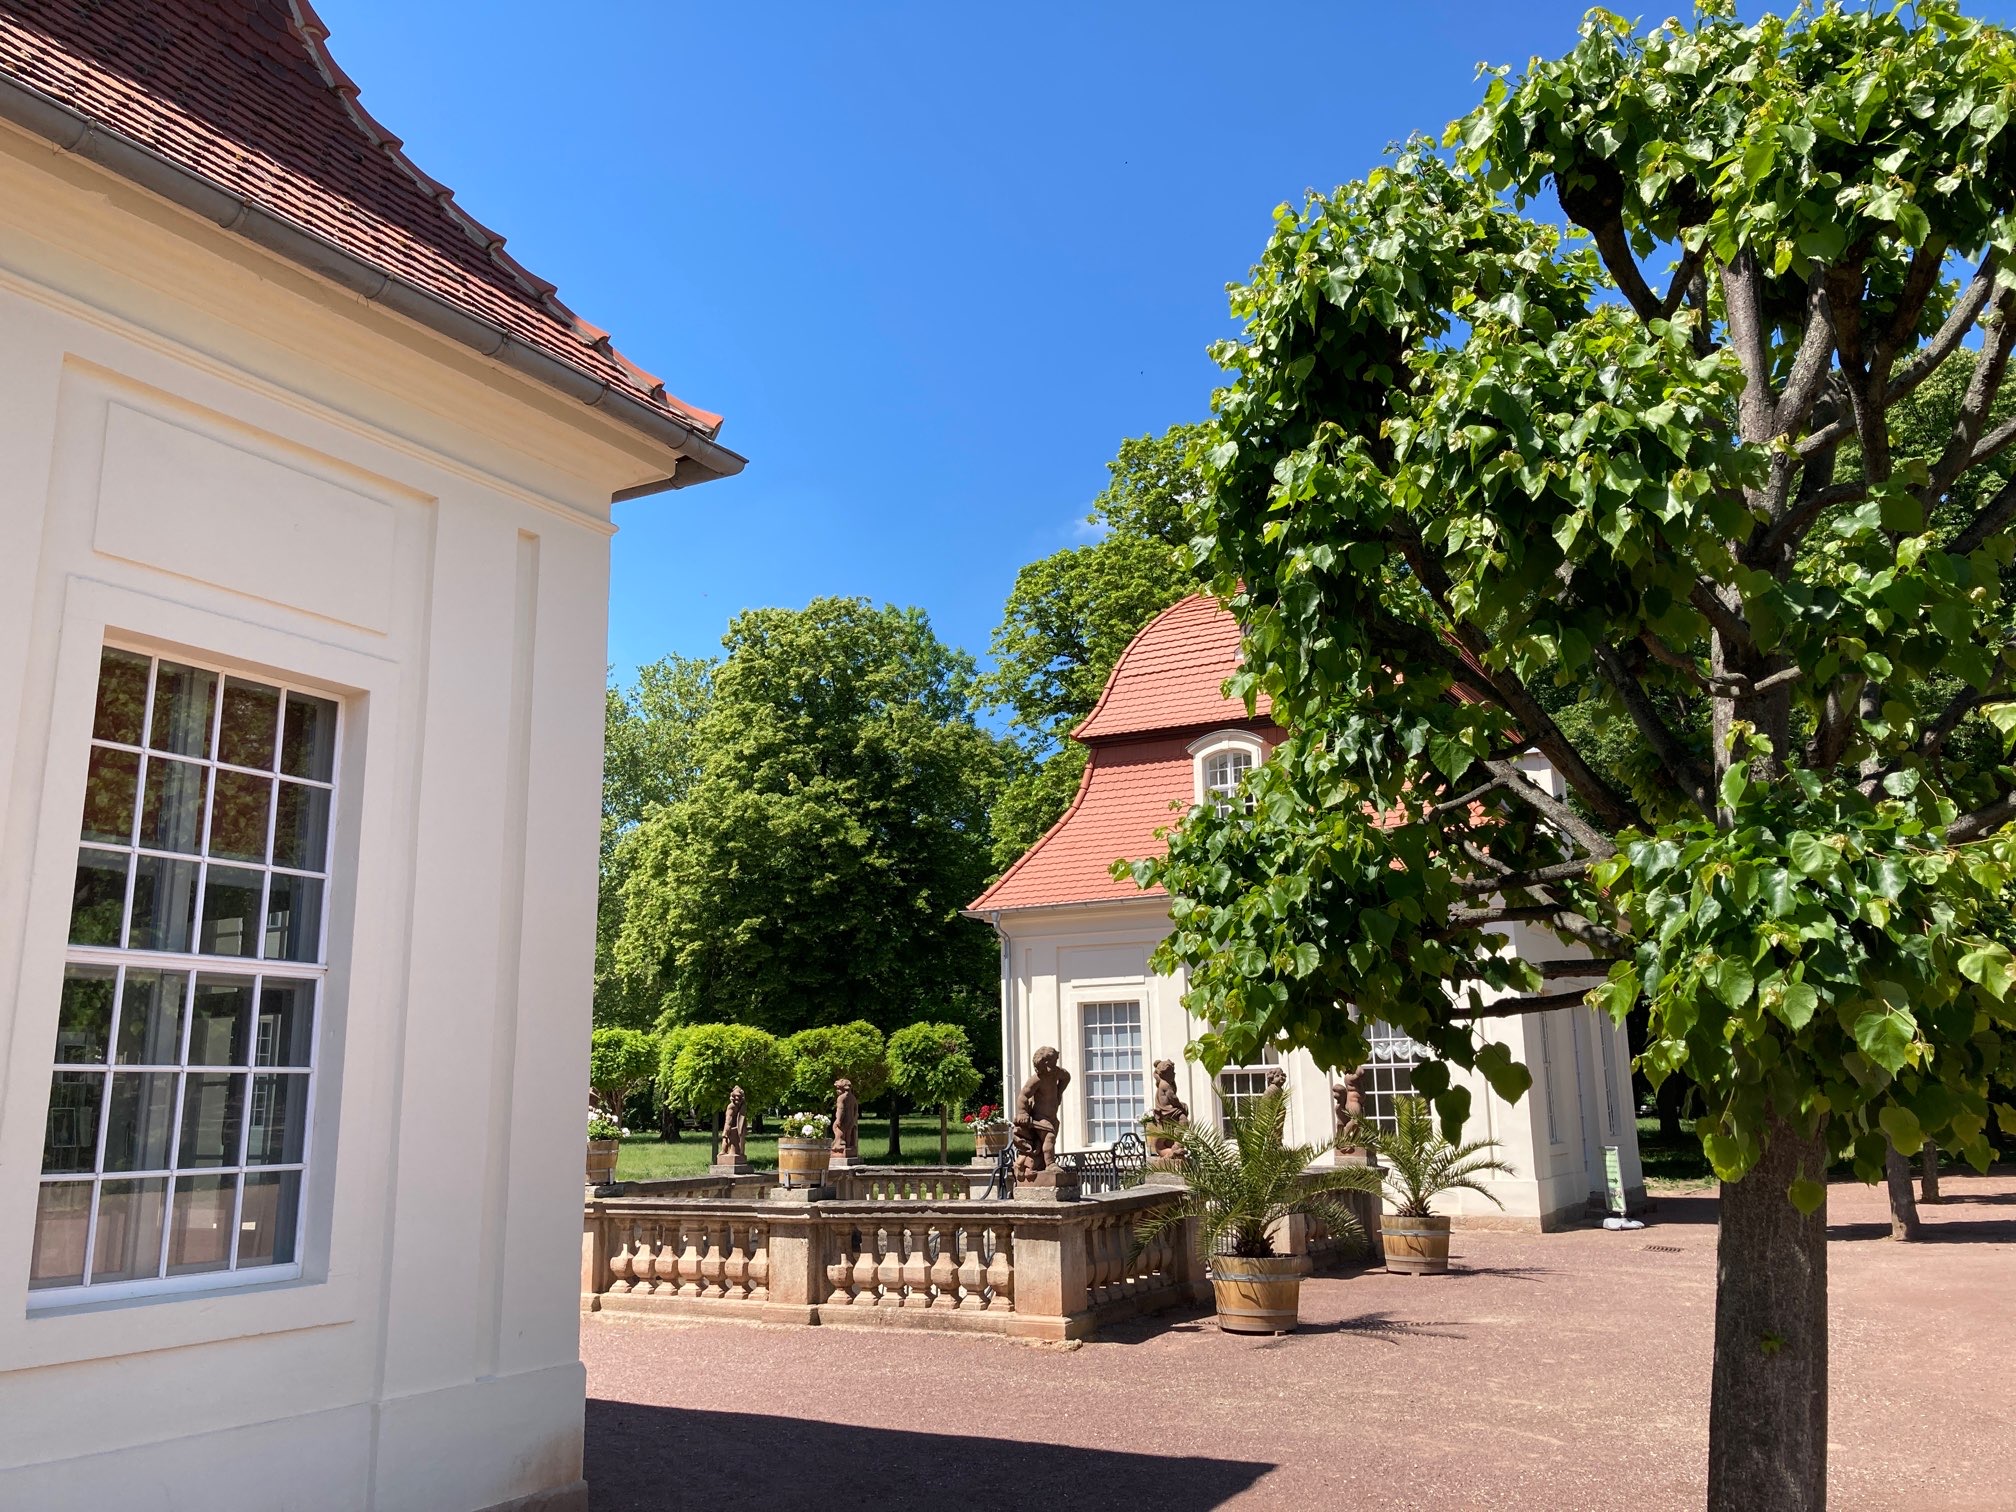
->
0 73 745 497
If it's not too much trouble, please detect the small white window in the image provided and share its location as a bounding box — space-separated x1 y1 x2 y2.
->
1217 1044 1282 1133
1203 749 1253 807
1080 1001 1144 1146
1190 730 1264 813
1361 1021 1426 1132
31 646 338 1305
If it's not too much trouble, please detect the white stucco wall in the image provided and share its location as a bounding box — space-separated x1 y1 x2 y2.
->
0 129 665 1511
990 892 1642 1232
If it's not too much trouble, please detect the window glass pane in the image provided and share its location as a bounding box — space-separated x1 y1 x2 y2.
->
264 873 323 963
129 855 199 952
81 746 140 845
189 976 253 1065
93 647 152 745
91 1178 167 1284
55 965 116 1063
148 663 216 758
199 867 264 958
139 757 208 854
238 1170 301 1268
166 1174 236 1275
280 693 337 782
273 782 329 872
255 980 315 1067
30 1182 92 1290
118 969 188 1064
103 1073 178 1172
177 1073 245 1167
208 770 273 863
69 848 129 947
43 1071 105 1173
217 679 281 770
247 1073 308 1164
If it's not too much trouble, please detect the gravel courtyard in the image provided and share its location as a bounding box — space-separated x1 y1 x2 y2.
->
581 1174 2016 1511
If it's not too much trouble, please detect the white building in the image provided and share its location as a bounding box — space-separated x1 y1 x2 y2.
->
0 5 740 1509
968 596 1642 1230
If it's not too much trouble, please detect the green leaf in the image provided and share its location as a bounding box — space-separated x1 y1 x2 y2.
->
1852 1008 1916 1075
1773 981 1819 1030
1475 1041 1532 1103
1958 943 2014 1001
1878 1103 1924 1157
1709 958 1755 1010
1789 832 1833 876
1787 1177 1827 1215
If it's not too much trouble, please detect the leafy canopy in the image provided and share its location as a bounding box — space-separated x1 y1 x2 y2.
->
660 1023 793 1116
784 1020 890 1108
885 1021 984 1112
588 1027 658 1115
612 598 1005 1038
1137 1 2016 1202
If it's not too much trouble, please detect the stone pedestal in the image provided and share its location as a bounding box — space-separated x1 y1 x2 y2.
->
1019 1168 1080 1202
767 1184 834 1203
827 1155 864 1169
710 1161 753 1176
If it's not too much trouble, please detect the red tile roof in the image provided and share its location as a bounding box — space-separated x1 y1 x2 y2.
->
972 595 1277 914
970 735 1193 913
0 0 737 480
1074 594 1270 740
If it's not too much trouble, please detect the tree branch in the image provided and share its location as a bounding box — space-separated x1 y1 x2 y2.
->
1457 858 1597 895
1753 480 1868 564
1448 904 1579 927
1948 789 2016 843
1950 474 2016 558
1720 251 1778 443
1479 757 1619 860
1925 289 2016 504
1446 987 1598 1019
1593 645 1716 813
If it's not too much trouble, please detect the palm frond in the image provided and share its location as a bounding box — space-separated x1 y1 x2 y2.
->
1359 1095 1518 1218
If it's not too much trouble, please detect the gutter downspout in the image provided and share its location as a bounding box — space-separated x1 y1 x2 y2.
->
0 75 747 497
991 910 1013 1113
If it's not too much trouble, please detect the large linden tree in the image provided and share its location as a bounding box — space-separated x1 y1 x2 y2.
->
1136 7 2016 1507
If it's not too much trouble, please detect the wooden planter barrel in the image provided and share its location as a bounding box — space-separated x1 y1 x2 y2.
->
777 1137 833 1189
973 1126 1010 1157
1209 1255 1303 1334
586 1138 620 1187
1382 1213 1451 1274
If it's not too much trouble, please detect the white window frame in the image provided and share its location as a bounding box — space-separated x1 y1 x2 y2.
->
1359 1021 1426 1133
1188 728 1265 813
1078 1000 1145 1147
1216 1044 1281 1133
29 643 339 1309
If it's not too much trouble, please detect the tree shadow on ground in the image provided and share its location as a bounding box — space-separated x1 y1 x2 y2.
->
1443 1263 1553 1281
586 1402 1276 1512
1296 1310 1471 1342
1640 1194 1721 1225
1826 1217 2016 1244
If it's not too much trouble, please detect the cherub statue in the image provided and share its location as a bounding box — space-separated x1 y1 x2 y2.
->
720 1084 748 1165
1147 1058 1189 1157
830 1077 859 1160
1012 1045 1070 1179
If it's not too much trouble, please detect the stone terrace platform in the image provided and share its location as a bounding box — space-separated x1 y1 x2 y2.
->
582 1174 2016 1511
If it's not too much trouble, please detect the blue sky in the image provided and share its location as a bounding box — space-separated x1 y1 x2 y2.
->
314 2 2016 685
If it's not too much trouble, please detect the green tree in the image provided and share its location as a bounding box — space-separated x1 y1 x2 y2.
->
613 599 1004 1046
659 1023 792 1164
587 1027 657 1125
887 1021 984 1163
784 1020 889 1111
1137 10 2016 1509
597 656 714 1029
982 426 1208 869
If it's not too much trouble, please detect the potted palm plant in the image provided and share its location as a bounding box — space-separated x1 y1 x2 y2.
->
1135 1088 1381 1334
1361 1095 1516 1274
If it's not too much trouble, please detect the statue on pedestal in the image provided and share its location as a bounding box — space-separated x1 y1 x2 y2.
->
830 1077 859 1161
1333 1066 1371 1159
1147 1058 1189 1158
1012 1045 1070 1179
719 1084 748 1166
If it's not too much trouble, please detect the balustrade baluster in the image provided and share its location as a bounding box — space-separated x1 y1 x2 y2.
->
676 1224 703 1298
955 1228 985 1310
698 1223 727 1299
851 1234 881 1306
722 1224 749 1298
876 1228 905 1307
608 1225 635 1295
653 1222 679 1294
927 1227 958 1308
827 1230 856 1306
985 1232 1013 1312
627 1226 657 1293
746 1225 770 1302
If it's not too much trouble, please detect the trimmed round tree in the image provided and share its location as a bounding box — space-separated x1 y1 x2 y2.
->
588 1027 657 1129
784 1021 890 1113
887 1021 984 1164
660 1024 792 1165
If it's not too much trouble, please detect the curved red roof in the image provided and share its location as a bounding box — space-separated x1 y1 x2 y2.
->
1074 594 1269 741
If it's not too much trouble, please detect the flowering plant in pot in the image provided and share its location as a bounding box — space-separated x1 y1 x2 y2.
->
1134 1088 1381 1334
963 1104 1010 1156
777 1111 835 1189
1359 1095 1515 1274
586 1110 625 1187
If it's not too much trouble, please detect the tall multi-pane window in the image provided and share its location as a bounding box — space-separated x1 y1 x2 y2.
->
1217 1044 1280 1133
1080 1001 1144 1146
32 646 337 1302
1361 1021 1426 1131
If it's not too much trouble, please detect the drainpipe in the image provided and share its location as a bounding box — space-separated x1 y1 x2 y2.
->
991 910 1012 1110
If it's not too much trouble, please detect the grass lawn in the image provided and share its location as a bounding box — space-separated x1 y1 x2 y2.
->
615 1113 979 1181
1636 1114 1715 1192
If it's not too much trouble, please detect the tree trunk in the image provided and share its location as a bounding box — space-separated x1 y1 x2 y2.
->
1707 1118 1828 1512
938 1106 949 1164
887 1097 902 1159
1884 1140 1922 1241
1919 1143 1941 1204
1656 1072 1689 1143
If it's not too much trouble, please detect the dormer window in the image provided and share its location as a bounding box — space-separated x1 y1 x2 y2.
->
1189 730 1264 813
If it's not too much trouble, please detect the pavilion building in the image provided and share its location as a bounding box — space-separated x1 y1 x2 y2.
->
968 595 1643 1229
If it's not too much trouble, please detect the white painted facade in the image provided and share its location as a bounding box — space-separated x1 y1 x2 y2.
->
990 760 1645 1232
0 124 679 1510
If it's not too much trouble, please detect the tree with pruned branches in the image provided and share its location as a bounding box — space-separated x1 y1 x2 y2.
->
1133 8 2016 1508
